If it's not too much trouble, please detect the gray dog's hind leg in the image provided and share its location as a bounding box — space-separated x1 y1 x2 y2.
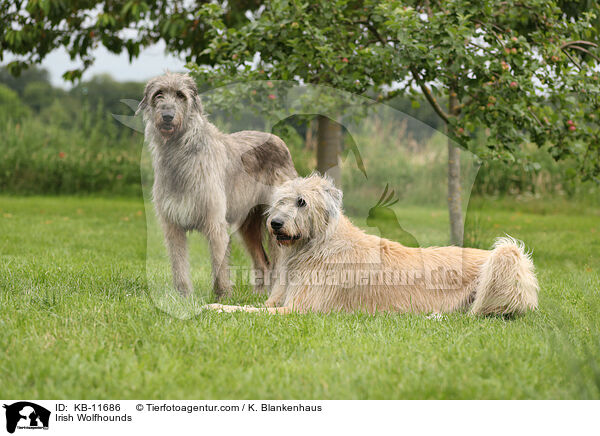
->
240 207 270 293
161 218 193 296
207 223 233 299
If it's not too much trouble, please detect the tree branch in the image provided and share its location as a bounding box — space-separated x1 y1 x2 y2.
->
569 45 600 63
561 48 582 70
410 68 452 124
473 19 506 48
527 107 544 128
560 40 598 50
468 41 495 54
354 18 388 46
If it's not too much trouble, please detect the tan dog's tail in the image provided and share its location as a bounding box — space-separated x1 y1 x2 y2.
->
470 236 539 316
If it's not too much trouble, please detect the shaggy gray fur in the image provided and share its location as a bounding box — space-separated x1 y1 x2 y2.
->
139 72 297 298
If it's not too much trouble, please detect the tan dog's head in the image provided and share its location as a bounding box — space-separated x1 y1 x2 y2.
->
267 173 343 247
138 72 203 140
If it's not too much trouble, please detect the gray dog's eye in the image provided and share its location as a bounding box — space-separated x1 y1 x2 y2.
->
296 197 306 208
176 91 186 99
153 91 163 101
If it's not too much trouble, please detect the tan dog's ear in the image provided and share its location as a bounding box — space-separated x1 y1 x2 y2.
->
325 185 343 212
322 177 343 219
305 172 343 218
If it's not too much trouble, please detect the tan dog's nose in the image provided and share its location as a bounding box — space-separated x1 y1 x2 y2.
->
270 219 284 230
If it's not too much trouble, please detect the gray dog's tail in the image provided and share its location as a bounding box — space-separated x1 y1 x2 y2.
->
470 236 539 316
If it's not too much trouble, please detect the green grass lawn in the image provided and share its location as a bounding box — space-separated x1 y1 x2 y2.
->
1 195 599 399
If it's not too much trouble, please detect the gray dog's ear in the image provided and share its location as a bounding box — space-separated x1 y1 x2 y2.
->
192 92 204 114
135 98 146 116
182 74 203 114
135 95 148 115
136 82 152 116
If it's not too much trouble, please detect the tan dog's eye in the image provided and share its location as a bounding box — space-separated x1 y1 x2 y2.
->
153 91 163 101
296 197 306 208
176 91 186 99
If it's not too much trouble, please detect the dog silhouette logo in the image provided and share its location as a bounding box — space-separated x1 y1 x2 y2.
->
3 402 50 433
366 184 419 248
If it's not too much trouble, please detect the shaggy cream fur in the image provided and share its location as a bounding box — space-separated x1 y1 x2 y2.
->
207 174 539 315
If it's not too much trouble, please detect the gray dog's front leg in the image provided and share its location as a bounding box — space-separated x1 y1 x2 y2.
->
161 218 193 296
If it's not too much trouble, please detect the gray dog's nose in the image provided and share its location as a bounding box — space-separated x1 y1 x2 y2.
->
162 113 174 123
270 219 284 230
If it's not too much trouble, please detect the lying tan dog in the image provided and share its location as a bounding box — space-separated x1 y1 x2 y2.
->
207 174 539 316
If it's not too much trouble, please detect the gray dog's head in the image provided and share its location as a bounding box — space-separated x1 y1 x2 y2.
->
267 173 343 247
138 72 203 140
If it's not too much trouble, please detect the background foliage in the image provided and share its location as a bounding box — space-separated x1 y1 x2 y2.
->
0 69 142 194
0 66 598 204
190 0 600 182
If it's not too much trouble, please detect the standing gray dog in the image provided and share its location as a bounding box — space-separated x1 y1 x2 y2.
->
139 72 297 298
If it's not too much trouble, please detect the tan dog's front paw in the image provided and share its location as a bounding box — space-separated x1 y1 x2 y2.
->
265 306 292 314
264 298 277 307
203 303 226 312
203 303 291 314
203 303 260 313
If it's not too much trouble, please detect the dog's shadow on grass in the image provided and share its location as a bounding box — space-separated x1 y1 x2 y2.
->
148 276 267 319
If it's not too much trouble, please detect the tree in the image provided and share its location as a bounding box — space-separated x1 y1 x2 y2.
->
1 0 599 244
22 80 63 112
189 0 600 244
0 83 30 122
0 65 50 96
69 74 144 116
0 0 261 80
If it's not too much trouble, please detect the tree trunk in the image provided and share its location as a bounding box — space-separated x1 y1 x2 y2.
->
447 91 463 246
316 115 342 185
305 118 315 150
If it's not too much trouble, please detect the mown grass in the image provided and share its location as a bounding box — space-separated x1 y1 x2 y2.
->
0 195 599 399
